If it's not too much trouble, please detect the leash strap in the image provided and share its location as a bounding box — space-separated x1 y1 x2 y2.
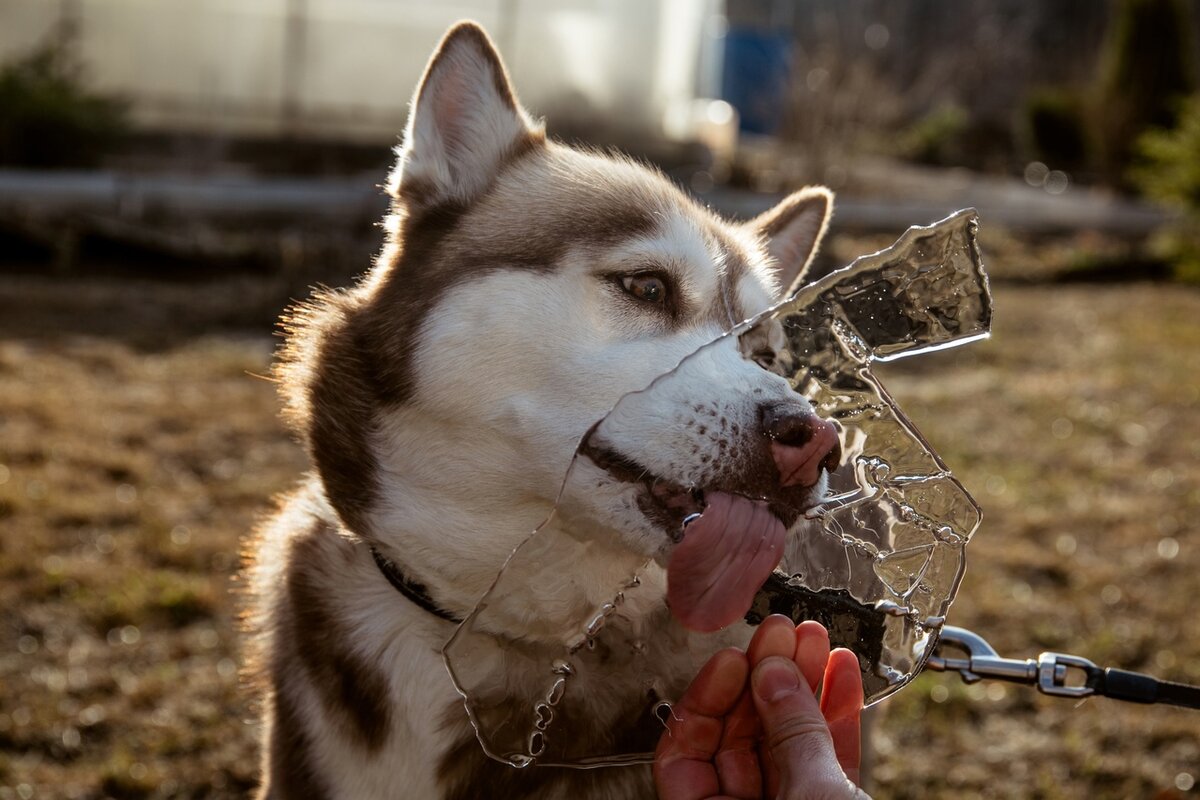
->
928 625 1200 710
369 545 464 624
1087 666 1200 710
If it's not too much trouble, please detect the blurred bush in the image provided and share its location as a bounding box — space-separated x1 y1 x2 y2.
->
0 35 128 168
1096 0 1195 183
1133 96 1200 208
1131 94 1200 282
1012 0 1194 187
895 104 970 166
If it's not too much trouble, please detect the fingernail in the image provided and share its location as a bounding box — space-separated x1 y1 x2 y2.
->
753 658 801 703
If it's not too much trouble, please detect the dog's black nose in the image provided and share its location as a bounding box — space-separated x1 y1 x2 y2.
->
760 402 842 486
760 402 818 445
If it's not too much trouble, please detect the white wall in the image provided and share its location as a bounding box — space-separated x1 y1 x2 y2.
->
0 0 725 146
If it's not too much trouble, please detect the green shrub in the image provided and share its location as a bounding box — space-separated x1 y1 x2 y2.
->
896 104 970 166
1096 0 1195 179
0 36 128 168
1131 95 1200 282
1132 96 1200 208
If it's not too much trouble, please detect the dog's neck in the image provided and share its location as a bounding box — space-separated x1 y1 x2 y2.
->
357 406 592 621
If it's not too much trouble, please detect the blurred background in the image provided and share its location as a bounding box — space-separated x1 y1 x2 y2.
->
0 0 1197 797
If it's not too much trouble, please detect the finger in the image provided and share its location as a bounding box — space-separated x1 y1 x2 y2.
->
820 648 865 785
751 656 851 796
827 716 861 787
793 620 831 694
713 689 763 799
819 649 863 722
747 614 796 667
654 648 748 800
755 617 829 797
759 737 780 799
675 647 751 720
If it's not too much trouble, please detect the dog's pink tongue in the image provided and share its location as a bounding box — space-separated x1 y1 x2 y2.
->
667 492 786 632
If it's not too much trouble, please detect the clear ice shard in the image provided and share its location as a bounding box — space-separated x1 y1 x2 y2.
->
443 209 992 768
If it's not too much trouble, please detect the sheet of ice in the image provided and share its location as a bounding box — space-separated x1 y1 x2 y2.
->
443 209 992 768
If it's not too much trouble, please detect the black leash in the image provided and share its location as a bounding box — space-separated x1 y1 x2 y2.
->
928 626 1200 710
1085 664 1200 709
369 545 464 624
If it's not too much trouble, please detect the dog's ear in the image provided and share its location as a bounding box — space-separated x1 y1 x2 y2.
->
746 186 833 298
389 22 543 205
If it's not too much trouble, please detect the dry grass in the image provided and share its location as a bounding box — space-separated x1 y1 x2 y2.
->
0 244 1197 798
0 331 303 798
871 281 1200 799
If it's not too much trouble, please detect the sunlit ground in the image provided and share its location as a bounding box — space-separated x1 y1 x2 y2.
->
0 233 1197 798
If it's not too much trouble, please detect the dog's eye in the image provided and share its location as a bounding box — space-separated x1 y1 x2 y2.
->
752 350 775 369
620 273 668 305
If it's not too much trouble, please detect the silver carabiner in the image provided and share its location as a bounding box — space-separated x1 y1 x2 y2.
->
927 626 1038 685
928 626 1097 699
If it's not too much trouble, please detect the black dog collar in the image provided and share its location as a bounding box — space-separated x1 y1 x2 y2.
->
369 546 464 624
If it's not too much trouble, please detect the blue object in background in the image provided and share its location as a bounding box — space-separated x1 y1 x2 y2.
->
722 27 793 135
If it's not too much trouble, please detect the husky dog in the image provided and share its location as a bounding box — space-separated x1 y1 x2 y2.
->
245 21 840 800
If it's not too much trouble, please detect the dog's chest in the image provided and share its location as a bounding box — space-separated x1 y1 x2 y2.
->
437 721 655 800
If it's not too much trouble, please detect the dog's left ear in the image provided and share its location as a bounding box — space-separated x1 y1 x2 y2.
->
390 22 543 205
746 186 834 298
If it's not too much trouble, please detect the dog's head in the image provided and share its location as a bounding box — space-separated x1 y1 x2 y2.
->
278 23 837 601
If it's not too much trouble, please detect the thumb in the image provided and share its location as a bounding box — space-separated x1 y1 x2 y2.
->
751 657 861 799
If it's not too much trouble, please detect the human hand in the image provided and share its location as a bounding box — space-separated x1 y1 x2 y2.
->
653 615 869 799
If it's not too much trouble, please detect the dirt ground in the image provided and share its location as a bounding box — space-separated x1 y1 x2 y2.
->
0 233 1197 799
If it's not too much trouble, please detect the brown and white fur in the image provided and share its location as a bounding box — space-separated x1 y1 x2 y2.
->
244 21 836 800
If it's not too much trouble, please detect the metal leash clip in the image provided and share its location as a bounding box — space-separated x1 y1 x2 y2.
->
927 626 1200 709
926 626 1097 698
